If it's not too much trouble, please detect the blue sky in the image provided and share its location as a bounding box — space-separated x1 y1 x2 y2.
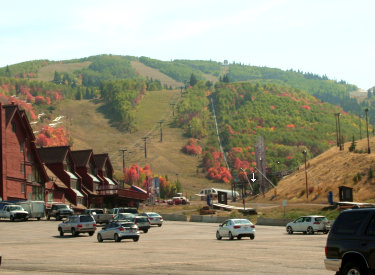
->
1 0 374 89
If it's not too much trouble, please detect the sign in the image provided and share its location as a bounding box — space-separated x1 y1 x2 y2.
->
282 200 287 207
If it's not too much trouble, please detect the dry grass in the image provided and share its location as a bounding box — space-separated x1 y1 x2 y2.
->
36 62 91 81
131 61 183 88
253 136 375 204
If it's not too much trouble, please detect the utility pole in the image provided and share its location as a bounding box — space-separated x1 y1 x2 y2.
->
359 114 362 139
119 148 128 172
335 113 339 146
365 108 371 154
302 150 308 199
336 113 343 150
142 137 149 159
170 103 176 117
158 120 164 142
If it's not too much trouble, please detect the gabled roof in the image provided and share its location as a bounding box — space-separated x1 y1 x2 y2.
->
3 104 17 126
37 146 70 164
71 150 93 167
93 154 108 171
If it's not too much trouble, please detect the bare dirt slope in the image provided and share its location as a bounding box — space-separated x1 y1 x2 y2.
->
257 136 375 204
131 61 183 88
55 90 219 197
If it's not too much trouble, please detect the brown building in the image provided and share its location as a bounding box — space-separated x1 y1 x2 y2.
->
37 146 87 211
0 103 50 203
71 149 103 208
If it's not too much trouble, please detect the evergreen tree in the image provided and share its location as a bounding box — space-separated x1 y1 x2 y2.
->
85 87 90 99
75 90 82 100
349 135 356 152
53 71 60 84
189 73 197 86
5 65 10 77
223 74 230 83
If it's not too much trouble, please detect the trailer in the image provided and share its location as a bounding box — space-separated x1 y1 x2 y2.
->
15 201 45 220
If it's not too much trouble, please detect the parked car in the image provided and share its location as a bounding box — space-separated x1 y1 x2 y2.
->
325 208 375 274
286 215 330 235
83 208 113 224
0 204 29 221
140 212 163 227
167 197 190 205
58 215 96 237
97 221 140 242
16 201 45 220
47 203 74 221
112 207 138 216
115 215 151 233
216 219 255 240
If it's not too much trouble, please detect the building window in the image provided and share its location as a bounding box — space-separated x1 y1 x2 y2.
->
21 183 25 193
12 122 16 133
71 179 77 189
48 192 54 202
20 163 25 174
77 197 83 205
20 142 24 152
32 185 44 201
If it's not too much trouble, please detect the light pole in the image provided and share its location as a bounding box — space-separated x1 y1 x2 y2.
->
365 108 371 154
335 113 339 147
259 157 264 196
336 113 343 150
359 114 363 139
119 148 128 172
302 150 308 199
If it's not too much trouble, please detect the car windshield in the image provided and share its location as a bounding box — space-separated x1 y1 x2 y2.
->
119 208 138 214
80 216 94 222
56 205 68 209
233 219 251 224
315 217 328 222
9 206 23 211
117 213 135 219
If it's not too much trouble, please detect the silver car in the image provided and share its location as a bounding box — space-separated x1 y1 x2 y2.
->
216 219 256 240
286 215 330 235
58 215 97 237
97 221 140 242
140 212 163 227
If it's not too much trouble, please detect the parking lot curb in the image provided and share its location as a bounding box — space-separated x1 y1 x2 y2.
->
162 214 188 221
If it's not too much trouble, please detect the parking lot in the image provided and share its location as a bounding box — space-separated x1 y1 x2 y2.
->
0 219 332 274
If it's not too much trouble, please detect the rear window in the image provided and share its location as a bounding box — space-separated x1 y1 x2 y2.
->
80 215 94 222
234 219 251 224
92 209 104 214
333 211 368 235
136 217 149 222
149 213 160 217
315 217 328 222
119 208 138 214
121 223 134 227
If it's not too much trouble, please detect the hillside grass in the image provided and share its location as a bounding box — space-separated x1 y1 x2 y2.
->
36 61 91 81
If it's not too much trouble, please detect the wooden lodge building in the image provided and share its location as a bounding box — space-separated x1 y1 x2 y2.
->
0 102 148 211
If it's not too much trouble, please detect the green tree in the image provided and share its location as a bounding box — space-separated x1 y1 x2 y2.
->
53 71 60 84
190 73 197 86
75 90 82 100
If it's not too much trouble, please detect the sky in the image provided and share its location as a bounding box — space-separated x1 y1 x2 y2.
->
0 0 374 89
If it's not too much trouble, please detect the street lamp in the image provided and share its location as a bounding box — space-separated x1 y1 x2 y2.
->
302 150 308 199
365 108 371 154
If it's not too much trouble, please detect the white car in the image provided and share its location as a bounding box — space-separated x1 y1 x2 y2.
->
286 215 330 235
216 219 255 240
140 212 163 227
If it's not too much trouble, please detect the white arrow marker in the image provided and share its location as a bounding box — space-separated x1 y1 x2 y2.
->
251 173 256 182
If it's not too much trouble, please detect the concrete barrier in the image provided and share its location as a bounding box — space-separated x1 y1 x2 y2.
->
256 217 293 226
162 214 188 222
189 215 231 223
190 215 203 222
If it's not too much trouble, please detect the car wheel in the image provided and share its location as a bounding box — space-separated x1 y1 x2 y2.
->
229 232 234 240
341 261 366 275
89 231 94 236
10 215 14 222
97 234 103 242
24 217 28 221
158 224 162 227
71 228 77 237
133 237 139 242
287 226 293 234
237 236 242 240
216 231 222 240
250 234 255 240
56 215 61 221
37 217 41 221
114 234 121 242
47 215 50 221
323 230 329 234
307 226 314 235
143 229 148 233
59 227 64 237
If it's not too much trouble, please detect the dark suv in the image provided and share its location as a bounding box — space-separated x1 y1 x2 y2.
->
47 204 74 221
325 208 375 274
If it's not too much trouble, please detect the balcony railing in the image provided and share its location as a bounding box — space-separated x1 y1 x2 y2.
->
97 185 148 200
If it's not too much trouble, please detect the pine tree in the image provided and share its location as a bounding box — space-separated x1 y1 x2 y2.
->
349 135 356 152
53 71 60 84
85 87 90 99
189 73 197 87
75 90 82 100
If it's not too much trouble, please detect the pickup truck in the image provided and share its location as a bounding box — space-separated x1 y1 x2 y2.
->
46 203 74 221
0 204 29 221
83 209 113 224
